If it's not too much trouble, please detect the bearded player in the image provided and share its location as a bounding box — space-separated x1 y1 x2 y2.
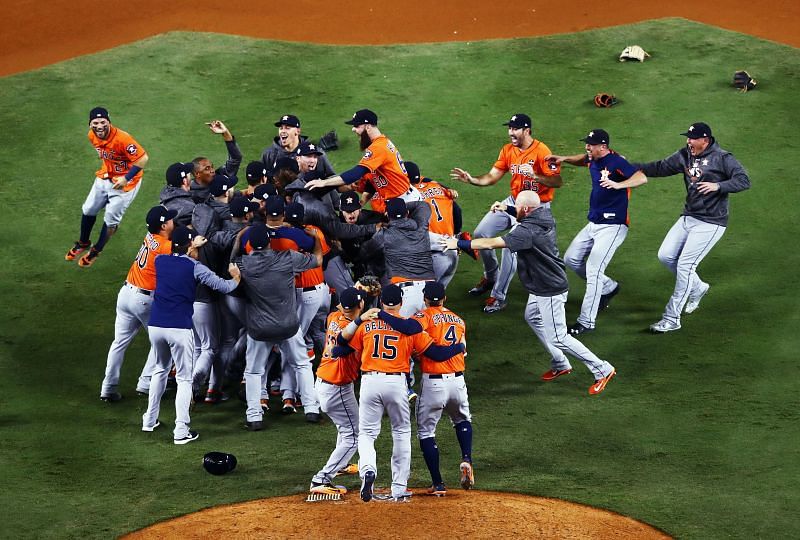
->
65 107 149 267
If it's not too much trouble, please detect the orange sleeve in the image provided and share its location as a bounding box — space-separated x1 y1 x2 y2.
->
411 331 435 356
125 233 171 290
358 141 390 173
493 145 511 172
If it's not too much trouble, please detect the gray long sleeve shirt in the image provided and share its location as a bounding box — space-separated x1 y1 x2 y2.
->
366 201 434 281
633 140 750 227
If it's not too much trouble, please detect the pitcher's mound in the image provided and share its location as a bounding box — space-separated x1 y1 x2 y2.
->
123 490 670 539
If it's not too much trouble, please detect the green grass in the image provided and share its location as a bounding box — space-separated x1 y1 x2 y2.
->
1 17 798 539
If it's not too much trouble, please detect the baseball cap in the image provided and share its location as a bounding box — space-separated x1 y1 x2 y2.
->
209 173 238 196
582 129 610 145
285 202 305 224
404 161 421 184
274 156 300 175
145 205 178 228
381 284 403 307
274 114 300 128
165 162 194 187
230 196 256 218
423 281 446 302
340 194 361 212
503 113 532 129
252 183 278 202
89 107 109 121
171 226 194 249
265 196 285 217
385 198 407 220
295 140 323 156
681 122 713 139
248 223 270 250
339 287 364 309
345 109 378 126
245 161 268 184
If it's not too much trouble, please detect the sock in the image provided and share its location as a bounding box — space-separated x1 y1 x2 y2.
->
455 420 473 462
93 223 110 252
79 214 97 244
419 437 442 485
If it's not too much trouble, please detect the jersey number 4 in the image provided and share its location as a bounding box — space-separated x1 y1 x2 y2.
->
371 334 399 360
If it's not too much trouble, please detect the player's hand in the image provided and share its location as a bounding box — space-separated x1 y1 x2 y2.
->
447 188 459 200
545 154 565 164
695 182 720 194
111 176 128 189
228 263 241 279
191 235 208 248
599 178 621 190
305 178 328 190
450 168 473 185
440 236 459 251
517 163 538 179
361 307 380 320
490 201 507 213
206 120 228 134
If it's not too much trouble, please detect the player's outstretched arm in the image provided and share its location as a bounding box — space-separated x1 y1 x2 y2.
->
441 235 506 251
546 153 586 167
600 170 648 190
450 166 504 187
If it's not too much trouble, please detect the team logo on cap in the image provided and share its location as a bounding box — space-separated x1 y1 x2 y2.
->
282 115 289 121
345 196 355 205
309 144 316 151
126 144 137 155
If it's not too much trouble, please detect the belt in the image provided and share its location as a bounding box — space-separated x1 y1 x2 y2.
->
361 371 402 376
124 281 152 296
427 372 463 379
301 284 322 291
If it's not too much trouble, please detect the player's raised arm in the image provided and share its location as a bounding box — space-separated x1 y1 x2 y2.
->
449 166 504 187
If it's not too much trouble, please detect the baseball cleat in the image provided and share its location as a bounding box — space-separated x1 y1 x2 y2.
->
540 368 573 381
65 241 91 261
568 322 594 336
598 284 621 311
460 461 475 490
174 430 200 445
205 389 230 404
427 483 447 496
650 319 681 333
259 398 270 413
305 412 321 424
685 282 710 314
407 387 418 404
281 398 297 414
391 490 413 502
141 420 161 432
245 420 264 431
310 481 348 495
457 231 479 261
135 387 149 396
336 463 359 476
78 247 101 267
468 277 494 296
483 296 506 313
360 470 376 502
100 391 122 402
589 369 616 395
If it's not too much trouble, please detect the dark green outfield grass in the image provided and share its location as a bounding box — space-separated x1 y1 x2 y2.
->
0 18 798 539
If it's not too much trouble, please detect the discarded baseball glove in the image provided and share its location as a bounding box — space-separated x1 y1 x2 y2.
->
619 45 650 62
318 130 339 152
733 71 757 92
356 275 382 297
594 93 618 108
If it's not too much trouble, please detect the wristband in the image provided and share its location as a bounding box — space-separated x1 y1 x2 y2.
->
124 165 142 181
456 239 472 252
354 316 364 326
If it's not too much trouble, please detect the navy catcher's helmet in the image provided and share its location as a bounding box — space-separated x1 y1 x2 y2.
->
203 452 237 476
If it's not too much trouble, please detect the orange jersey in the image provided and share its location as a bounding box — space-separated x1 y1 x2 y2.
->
295 225 329 288
268 225 329 288
88 126 146 192
125 232 172 291
413 306 466 374
416 180 455 236
358 135 411 199
350 318 433 373
494 139 560 201
316 311 362 385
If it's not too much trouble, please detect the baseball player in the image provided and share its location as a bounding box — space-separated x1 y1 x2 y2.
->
142 226 241 444
261 114 336 178
159 162 196 227
305 109 422 203
412 282 474 495
335 285 465 502
189 120 243 204
337 194 386 281
547 129 647 335
65 107 148 267
442 191 616 395
309 287 367 495
632 122 750 332
99 205 176 402
450 113 562 313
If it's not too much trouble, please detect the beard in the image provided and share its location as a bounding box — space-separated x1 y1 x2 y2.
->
359 130 372 151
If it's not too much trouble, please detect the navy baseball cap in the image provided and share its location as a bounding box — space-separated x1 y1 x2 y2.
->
230 196 256 218
381 284 403 307
385 198 407 220
171 226 194 248
285 202 305 224
404 161 421 184
340 194 361 212
248 223 270 250
275 114 300 128
265 196 285 217
145 205 178 228
165 162 194 187
295 140 323 156
252 183 278 202
245 161 268 184
681 122 713 139
209 173 238 196
274 156 300 174
582 129 610 145
339 287 364 309
345 109 378 126
503 113 532 129
423 281 446 302
89 107 109 121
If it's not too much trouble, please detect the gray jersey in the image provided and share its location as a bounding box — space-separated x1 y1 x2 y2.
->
159 186 195 227
368 201 434 281
633 140 750 227
239 249 318 341
503 207 569 297
261 136 336 178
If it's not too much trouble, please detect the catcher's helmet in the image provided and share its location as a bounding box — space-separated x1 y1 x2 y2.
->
203 452 237 476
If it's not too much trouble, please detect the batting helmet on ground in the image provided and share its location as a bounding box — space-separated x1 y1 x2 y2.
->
203 452 238 475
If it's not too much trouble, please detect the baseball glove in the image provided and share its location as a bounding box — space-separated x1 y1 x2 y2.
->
619 45 650 62
318 130 339 152
594 93 618 108
356 275 382 297
733 70 757 92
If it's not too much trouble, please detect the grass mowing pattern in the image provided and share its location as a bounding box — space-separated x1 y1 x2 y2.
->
0 18 798 538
